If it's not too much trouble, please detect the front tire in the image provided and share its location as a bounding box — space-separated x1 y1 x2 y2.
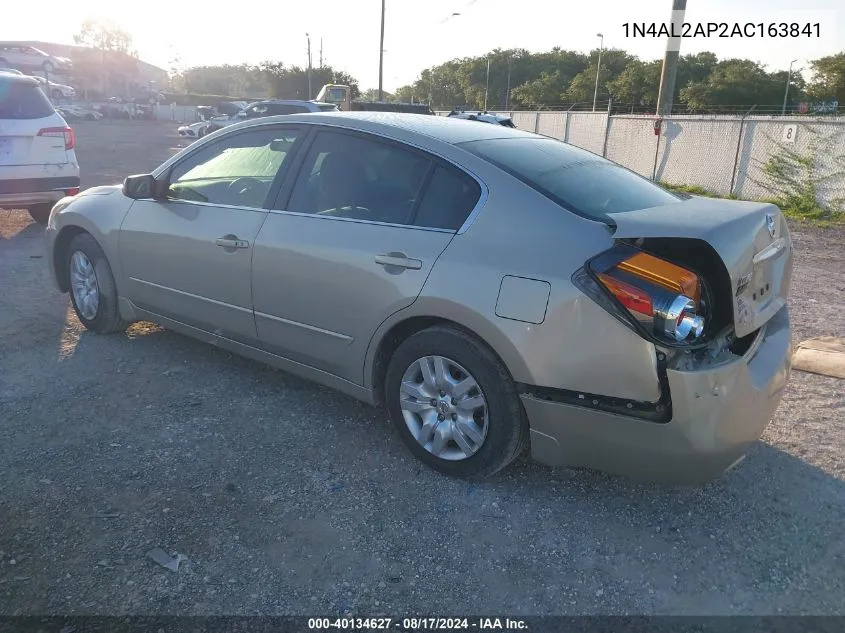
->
42 61 55 73
66 233 129 334
28 203 53 224
384 325 527 478
51 88 63 100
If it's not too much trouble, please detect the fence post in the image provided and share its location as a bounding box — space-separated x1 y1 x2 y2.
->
729 105 757 196
534 111 540 134
602 98 612 157
563 112 569 143
651 120 661 181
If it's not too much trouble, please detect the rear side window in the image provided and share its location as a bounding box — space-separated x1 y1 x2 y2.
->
0 80 54 119
459 137 680 223
415 166 481 230
318 104 338 112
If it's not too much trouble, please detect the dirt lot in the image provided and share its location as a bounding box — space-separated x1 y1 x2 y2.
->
1 120 844 616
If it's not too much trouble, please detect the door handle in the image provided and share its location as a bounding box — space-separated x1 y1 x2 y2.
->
215 237 250 249
375 253 422 270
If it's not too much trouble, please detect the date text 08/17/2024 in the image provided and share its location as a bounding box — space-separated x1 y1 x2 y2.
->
622 22 820 38
307 617 528 630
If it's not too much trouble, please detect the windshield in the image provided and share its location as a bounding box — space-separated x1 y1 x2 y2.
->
326 87 347 102
459 137 680 223
0 80 55 119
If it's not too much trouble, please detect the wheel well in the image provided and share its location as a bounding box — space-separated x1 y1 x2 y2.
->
53 226 91 293
370 316 512 407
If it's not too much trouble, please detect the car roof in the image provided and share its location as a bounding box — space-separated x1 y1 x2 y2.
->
235 111 535 145
255 99 325 106
0 73 39 87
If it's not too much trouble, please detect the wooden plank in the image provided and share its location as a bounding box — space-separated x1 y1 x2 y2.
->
792 337 845 380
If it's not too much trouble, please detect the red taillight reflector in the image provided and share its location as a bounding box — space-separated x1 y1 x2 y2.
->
597 273 653 316
37 126 74 150
66 187 80 196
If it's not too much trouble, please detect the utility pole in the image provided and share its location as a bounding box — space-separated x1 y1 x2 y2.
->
505 57 511 110
306 33 312 99
592 33 603 112
378 0 386 101
655 0 687 116
484 57 490 111
320 38 323 68
782 59 798 115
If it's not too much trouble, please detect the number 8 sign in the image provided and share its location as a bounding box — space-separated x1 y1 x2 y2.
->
781 124 798 144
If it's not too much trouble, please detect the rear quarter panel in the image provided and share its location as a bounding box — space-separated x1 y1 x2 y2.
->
365 165 664 403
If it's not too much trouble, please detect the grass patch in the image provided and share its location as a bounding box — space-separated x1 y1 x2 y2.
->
659 181 844 226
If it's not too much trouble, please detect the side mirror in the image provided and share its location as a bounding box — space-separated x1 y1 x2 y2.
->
123 174 164 200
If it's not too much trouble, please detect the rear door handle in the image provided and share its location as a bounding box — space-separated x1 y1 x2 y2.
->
215 237 250 249
375 253 422 270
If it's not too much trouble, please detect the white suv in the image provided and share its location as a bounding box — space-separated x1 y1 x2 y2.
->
0 73 80 223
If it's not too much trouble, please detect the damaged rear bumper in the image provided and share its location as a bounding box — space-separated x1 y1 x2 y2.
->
522 305 792 484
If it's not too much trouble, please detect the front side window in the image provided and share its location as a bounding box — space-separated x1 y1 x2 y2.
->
459 137 680 223
286 131 431 224
166 127 300 208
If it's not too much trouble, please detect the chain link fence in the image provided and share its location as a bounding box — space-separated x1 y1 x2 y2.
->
436 110 845 211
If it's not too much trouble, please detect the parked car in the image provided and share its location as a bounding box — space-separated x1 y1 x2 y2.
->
205 99 338 132
0 43 71 73
57 104 102 121
0 73 79 223
0 67 24 75
177 120 211 138
44 112 793 483
447 110 516 127
31 75 76 100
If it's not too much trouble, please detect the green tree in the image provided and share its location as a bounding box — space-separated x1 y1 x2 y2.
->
261 63 359 100
608 59 662 109
679 58 787 112
565 49 633 106
806 53 845 102
72 20 138 98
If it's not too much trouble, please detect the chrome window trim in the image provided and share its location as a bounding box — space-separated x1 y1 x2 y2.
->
266 208 454 233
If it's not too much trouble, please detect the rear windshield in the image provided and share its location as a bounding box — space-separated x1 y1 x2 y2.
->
459 137 680 223
319 104 338 111
0 80 55 119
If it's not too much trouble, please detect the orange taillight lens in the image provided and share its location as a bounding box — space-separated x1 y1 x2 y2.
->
616 252 701 304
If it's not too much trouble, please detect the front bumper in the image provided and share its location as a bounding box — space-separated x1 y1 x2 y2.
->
523 306 792 484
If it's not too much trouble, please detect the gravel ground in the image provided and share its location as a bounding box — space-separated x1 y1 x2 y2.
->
0 121 843 616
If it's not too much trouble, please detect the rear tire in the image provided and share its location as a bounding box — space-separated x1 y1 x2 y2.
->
28 204 52 224
51 88 63 100
42 61 54 73
66 233 129 334
384 325 527 479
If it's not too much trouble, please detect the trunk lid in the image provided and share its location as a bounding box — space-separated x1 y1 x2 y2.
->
0 114 70 166
606 196 792 339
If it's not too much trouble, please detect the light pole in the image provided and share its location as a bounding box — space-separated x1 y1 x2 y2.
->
782 59 798 115
592 33 603 112
306 33 312 99
378 0 386 101
484 57 490 111
505 56 511 110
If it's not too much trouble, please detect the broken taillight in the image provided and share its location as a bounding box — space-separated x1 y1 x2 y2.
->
575 245 708 346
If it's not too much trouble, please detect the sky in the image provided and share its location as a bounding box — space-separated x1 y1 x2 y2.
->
4 0 843 92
